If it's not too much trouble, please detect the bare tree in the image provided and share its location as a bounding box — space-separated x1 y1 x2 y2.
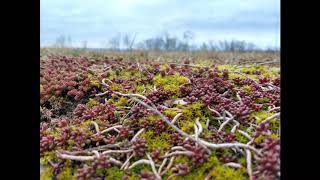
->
162 32 178 51
109 33 121 51
67 35 72 47
123 33 137 51
200 42 208 51
208 40 217 51
143 37 164 51
82 40 87 50
55 35 66 48
123 33 130 50
183 30 194 50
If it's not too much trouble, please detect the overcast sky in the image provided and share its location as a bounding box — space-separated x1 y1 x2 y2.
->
40 0 280 49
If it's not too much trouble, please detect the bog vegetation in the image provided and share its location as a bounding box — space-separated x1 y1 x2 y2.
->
40 50 280 180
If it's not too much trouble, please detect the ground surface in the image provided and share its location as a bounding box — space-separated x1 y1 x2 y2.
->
40 54 280 180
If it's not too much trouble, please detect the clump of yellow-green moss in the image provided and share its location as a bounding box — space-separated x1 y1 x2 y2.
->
153 73 189 92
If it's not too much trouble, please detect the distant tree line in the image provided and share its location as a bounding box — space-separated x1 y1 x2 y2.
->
52 31 279 52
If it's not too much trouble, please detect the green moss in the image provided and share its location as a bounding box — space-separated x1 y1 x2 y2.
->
271 133 279 140
127 174 140 180
210 166 246 180
67 139 75 146
56 167 76 180
136 84 146 94
228 73 246 80
114 97 128 107
141 130 170 151
177 155 220 180
111 83 122 91
255 135 267 143
269 118 280 132
217 65 236 71
160 64 169 71
235 132 249 144
250 111 275 124
181 102 203 119
163 109 178 118
153 73 189 92
40 84 43 93
40 151 56 164
107 98 114 104
256 97 269 104
90 79 101 88
87 73 101 88
243 85 252 93
180 120 196 133
119 70 142 79
178 102 206 133
131 164 152 174
105 167 125 180
175 156 190 164
238 157 246 166
86 98 100 108
40 167 53 180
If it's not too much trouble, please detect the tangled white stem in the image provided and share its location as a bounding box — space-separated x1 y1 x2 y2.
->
161 151 193 158
108 157 124 166
194 124 199 144
208 106 222 117
131 128 145 142
171 113 182 124
206 118 210 128
102 149 133 155
95 91 108 96
158 152 169 174
218 116 234 132
91 121 100 133
259 112 280 124
238 130 253 140
86 143 122 151
57 152 94 161
195 118 203 134
236 93 243 105
268 106 280 112
246 149 253 180
128 159 151 169
92 150 100 158
231 124 239 133
98 125 123 135
146 153 162 180
133 97 261 155
160 156 175 176
121 154 134 170
231 119 240 133
223 162 243 168
170 146 188 152
56 151 123 166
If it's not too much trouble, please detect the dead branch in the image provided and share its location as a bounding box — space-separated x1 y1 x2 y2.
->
160 156 175 176
98 125 123 135
171 113 182 124
132 97 261 155
246 149 253 180
223 162 243 168
260 112 280 124
238 130 253 140
102 149 133 155
208 106 222 117
161 151 193 158
146 153 162 180
218 114 234 132
131 128 145 142
121 153 134 170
